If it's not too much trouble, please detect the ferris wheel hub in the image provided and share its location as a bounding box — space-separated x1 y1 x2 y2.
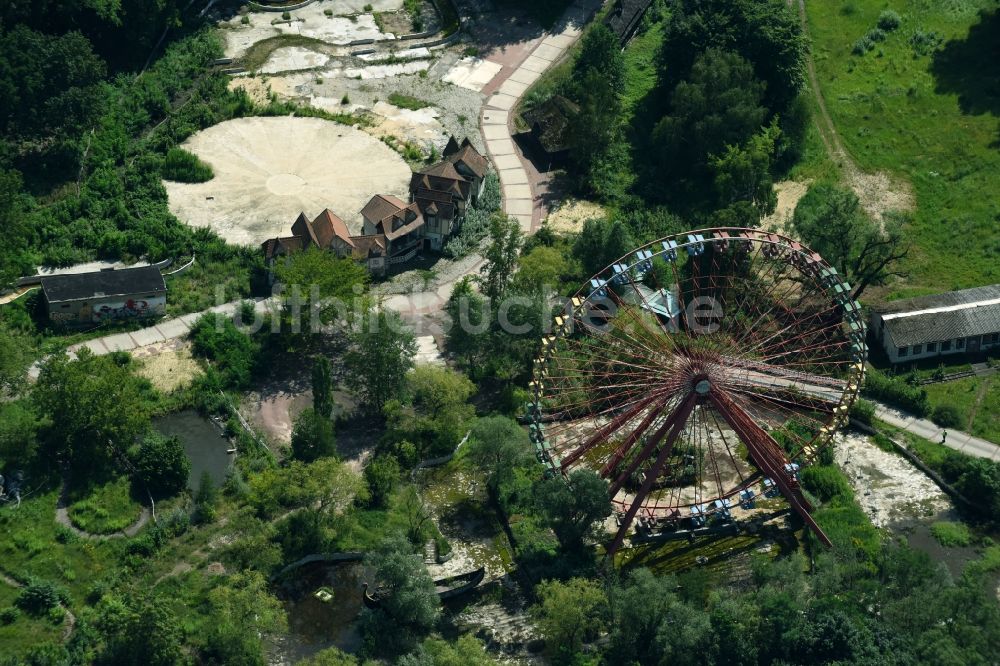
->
693 378 712 395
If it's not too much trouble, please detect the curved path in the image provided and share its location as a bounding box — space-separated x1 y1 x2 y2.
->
54 480 152 540
0 572 76 641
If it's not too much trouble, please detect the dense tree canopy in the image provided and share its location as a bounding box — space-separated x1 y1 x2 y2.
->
345 309 416 412
132 432 190 499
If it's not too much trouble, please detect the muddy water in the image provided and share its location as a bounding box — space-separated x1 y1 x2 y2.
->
889 511 981 578
272 562 368 663
154 410 233 490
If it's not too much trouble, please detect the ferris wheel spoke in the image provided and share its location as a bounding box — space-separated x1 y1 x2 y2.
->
598 394 678 476
559 392 669 469
606 392 699 557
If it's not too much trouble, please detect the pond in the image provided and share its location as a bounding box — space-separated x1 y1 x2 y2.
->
154 410 234 490
272 561 368 662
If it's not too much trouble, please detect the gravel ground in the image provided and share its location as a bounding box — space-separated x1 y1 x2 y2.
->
834 430 953 528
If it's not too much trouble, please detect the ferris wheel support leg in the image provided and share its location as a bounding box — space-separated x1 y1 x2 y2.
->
708 391 833 548
605 394 698 559
561 393 662 471
600 397 671 478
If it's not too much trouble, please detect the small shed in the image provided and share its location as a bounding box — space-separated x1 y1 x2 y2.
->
41 266 166 327
521 95 581 165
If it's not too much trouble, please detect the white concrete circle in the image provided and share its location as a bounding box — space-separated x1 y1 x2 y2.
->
165 117 412 245
266 173 307 195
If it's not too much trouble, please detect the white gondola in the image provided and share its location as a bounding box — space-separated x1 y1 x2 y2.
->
686 234 706 256
661 239 679 262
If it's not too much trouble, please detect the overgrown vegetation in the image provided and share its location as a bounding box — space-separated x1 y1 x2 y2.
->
162 147 214 183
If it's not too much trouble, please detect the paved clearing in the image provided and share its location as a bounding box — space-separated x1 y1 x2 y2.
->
165 117 412 244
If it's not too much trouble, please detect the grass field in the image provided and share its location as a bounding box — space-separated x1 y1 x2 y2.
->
923 374 1000 443
805 0 1000 298
0 581 65 658
67 477 143 535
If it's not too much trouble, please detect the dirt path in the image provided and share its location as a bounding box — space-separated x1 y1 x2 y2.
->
966 376 992 431
0 571 77 641
795 0 913 221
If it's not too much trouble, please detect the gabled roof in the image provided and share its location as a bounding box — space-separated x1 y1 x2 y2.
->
410 169 471 201
604 0 653 44
375 202 424 241
447 140 488 179
524 95 580 154
312 209 354 248
361 194 408 225
41 266 166 303
261 235 307 260
350 234 386 259
422 160 465 181
413 187 456 219
876 284 1000 348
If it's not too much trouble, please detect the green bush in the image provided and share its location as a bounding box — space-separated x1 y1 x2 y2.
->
930 521 972 547
282 11 291 20
163 147 214 183
324 8 334 16
849 398 875 426
388 92 432 110
16 579 67 616
799 465 853 503
364 3 373 10
865 27 887 42
877 10 902 31
341 93 350 105
863 368 929 416
931 404 962 428
0 607 19 625
241 15 250 24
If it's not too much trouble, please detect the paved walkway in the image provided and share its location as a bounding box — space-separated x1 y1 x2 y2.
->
875 403 1000 461
481 0 599 234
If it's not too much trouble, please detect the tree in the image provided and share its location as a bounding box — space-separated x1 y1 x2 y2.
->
385 365 476 457
568 68 623 194
0 401 39 469
654 49 768 190
291 407 336 462
399 636 497 666
533 578 607 664
573 217 638 278
479 214 523 302
33 348 151 473
189 313 259 389
273 246 369 328
364 454 400 507
791 183 910 299
710 122 780 217
200 571 287 666
660 0 807 114
312 356 334 418
574 23 626 95
533 469 612 550
466 416 533 502
296 647 358 666
362 535 441 656
132 432 190 499
514 245 568 294
345 308 416 412
444 276 489 366
192 471 218 524
94 595 185 666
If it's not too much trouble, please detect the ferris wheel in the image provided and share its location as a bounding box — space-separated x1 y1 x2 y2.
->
527 228 866 555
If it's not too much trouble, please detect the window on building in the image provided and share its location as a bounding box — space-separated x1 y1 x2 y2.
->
927 342 937 352
913 344 923 354
60 304 70 309
991 333 999 344
942 340 952 351
898 346 908 357
957 338 965 348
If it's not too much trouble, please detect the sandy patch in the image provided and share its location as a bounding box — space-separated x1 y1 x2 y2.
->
228 76 271 105
443 56 504 92
848 169 914 223
544 198 606 234
834 431 952 528
260 46 331 74
164 116 412 245
368 101 446 150
762 180 810 233
134 339 202 393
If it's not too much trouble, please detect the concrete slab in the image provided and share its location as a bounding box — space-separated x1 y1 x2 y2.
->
543 34 575 49
102 333 137 353
481 109 509 126
499 168 529 185
487 137 516 155
519 56 550 73
505 198 534 217
483 124 510 141
260 46 330 74
499 79 529 97
513 213 533 231
442 56 504 92
493 153 523 171
178 312 203 328
508 68 542 86
156 318 192 340
532 43 564 62
413 335 444 365
503 183 532 200
486 93 517 111
76 338 109 356
129 326 166 348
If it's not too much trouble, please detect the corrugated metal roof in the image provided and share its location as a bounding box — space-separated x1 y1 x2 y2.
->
41 266 165 303
884 301 1000 347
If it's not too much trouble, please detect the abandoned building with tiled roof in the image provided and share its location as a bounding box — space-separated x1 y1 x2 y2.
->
263 137 489 274
870 284 1000 364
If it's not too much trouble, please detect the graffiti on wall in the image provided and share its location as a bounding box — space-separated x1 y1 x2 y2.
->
93 298 160 322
